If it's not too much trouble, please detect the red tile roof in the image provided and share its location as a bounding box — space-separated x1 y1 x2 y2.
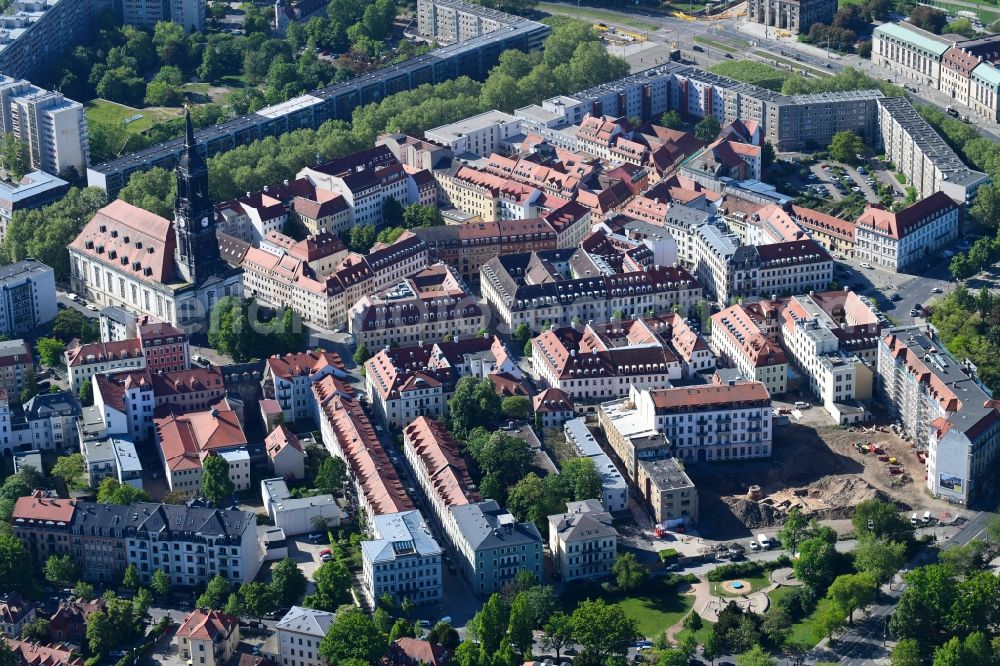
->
12 495 77 524
69 199 177 283
178 609 238 642
265 350 344 381
265 424 303 459
3 638 82 666
403 416 479 510
855 192 959 241
156 399 247 472
649 382 771 411
65 339 142 368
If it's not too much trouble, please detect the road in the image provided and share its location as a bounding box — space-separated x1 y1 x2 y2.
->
804 510 992 664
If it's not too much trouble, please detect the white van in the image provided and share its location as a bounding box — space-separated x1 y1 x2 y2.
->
794 401 810 409
910 513 918 526
922 511 932 524
757 534 771 550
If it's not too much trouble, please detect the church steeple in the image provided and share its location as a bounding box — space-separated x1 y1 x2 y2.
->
173 108 221 285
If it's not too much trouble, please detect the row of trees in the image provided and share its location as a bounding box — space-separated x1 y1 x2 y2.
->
196 557 309 617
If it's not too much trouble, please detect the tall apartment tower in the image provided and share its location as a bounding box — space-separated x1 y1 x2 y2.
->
0 77 88 177
122 0 205 31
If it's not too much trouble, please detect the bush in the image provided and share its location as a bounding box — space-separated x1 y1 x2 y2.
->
774 586 816 621
664 573 699 587
659 549 680 562
706 561 765 582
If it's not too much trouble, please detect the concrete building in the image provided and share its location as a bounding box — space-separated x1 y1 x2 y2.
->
81 434 142 489
0 259 54 337
260 477 343 536
854 192 960 272
425 110 523 156
349 264 485 350
176 610 239 666
872 23 950 87
548 499 617 582
415 0 538 45
635 457 698 525
0 79 88 177
563 418 628 513
122 0 204 31
971 62 1000 123
747 0 835 34
361 510 443 606
275 607 334 666
878 326 1000 505
0 170 68 238
711 301 789 396
877 97 989 205
262 350 345 425
0 0 108 83
0 339 32 397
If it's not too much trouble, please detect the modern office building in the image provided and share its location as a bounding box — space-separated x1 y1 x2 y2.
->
0 259 56 337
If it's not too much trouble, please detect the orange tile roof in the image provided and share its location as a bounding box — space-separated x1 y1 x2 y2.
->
4 638 82 666
403 416 479 509
156 399 247 472
649 382 770 410
12 495 77 523
178 609 238 642
266 350 344 381
69 199 177 283
265 425 303 458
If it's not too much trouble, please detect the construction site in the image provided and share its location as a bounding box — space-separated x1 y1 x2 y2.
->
685 409 952 538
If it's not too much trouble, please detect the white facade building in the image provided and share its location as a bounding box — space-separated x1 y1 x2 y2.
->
548 499 617 582
275 607 334 666
361 510 443 606
563 418 628 513
261 477 343 536
0 259 56 337
0 77 89 176
854 192 960 272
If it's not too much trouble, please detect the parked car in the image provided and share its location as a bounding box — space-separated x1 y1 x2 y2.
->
860 262 873 269
931 287 943 294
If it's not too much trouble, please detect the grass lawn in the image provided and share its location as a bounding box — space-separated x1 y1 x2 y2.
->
675 620 715 646
927 0 1000 21
693 35 738 53
536 2 659 30
85 99 179 133
768 586 833 650
710 571 772 596
562 578 695 638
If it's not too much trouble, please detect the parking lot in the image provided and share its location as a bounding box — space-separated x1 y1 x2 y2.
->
805 160 895 205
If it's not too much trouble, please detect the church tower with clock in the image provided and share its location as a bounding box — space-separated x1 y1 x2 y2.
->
174 110 224 285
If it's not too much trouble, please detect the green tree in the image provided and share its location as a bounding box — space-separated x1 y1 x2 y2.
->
889 564 958 645
541 611 573 660
44 554 80 587
133 587 152 619
270 557 308 608
500 396 530 421
304 559 351 610
201 455 235 506
119 168 175 219
507 592 534 656
388 618 416 643
612 552 649 592
949 569 1000 634
73 581 95 599
19 617 50 643
736 645 778 666
318 608 387 665
36 338 64 367
909 5 947 32
402 204 444 229
315 456 347 495
793 537 838 593
50 308 100 344
970 184 1000 229
513 323 532 346
86 610 116 656
853 533 906 585
0 533 38 597
151 569 171 598
240 581 277 621
569 598 638 664
448 376 502 439
826 573 877 625
51 453 86 491
1 134 30 180
196 575 232 609
661 109 683 129
828 130 866 164
814 602 845 641
0 633 18 666
560 457 602 502
777 506 808 556
891 638 922 666
469 593 509 655
353 342 371 367
695 115 721 142
852 499 912 541
428 621 460 649
96 477 150 505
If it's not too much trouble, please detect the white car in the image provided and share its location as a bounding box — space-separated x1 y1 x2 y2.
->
860 262 873 269
931 287 943 294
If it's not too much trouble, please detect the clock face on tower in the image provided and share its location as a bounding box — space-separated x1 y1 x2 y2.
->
201 216 209 228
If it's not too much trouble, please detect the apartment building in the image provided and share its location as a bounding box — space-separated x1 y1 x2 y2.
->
747 0 834 33
349 264 485 349
49 597 106 644
176 610 239 666
635 456 698 525
0 594 35 637
691 224 758 305
81 433 142 489
449 500 543 594
425 110 523 155
872 22 950 86
480 248 702 332
313 375 414 525
791 205 856 259
11 498 260 585
361 510 443 606
413 219 559 283
0 0 107 82
779 295 875 424
711 301 789 396
276 607 334 666
364 336 494 429
0 390 81 454
241 230 429 330
415 0 545 46
122 0 204 31
854 192 960 272
0 259 55 337
93 367 226 442
0 80 88 177
878 326 1000 504
563 418 628 512
877 97 989 205
265 425 306 480
532 318 713 404
261 350 345 425
156 398 250 497
0 171 68 245
533 388 575 428
548 499 617 582
0 339 32 397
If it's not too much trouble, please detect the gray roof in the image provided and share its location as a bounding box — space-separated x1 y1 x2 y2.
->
24 390 81 420
0 338 30 360
0 258 53 284
449 500 542 551
71 501 254 542
637 457 696 491
549 499 618 542
276 606 335 637
363 510 442 563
